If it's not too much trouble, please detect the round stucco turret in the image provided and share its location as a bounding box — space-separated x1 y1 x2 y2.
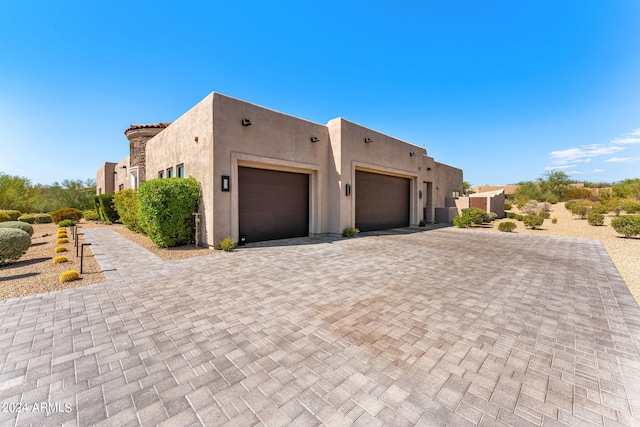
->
124 122 171 183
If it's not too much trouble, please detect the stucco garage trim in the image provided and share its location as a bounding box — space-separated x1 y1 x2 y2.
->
230 152 322 241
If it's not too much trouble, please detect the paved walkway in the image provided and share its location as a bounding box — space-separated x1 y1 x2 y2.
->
1 228 640 426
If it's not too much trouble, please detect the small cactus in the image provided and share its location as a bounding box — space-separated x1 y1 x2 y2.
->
59 270 81 283
54 246 68 253
56 238 69 244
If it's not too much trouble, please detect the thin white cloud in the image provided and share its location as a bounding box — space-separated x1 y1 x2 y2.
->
549 145 623 164
544 165 571 170
611 129 640 145
604 157 640 163
592 169 605 173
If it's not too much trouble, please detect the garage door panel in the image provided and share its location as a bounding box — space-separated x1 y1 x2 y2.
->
355 170 409 232
239 167 309 243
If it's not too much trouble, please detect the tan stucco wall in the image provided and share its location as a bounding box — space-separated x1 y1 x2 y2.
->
113 157 130 192
145 93 215 245
96 162 116 195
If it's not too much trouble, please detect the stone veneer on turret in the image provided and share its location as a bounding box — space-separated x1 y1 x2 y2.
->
124 123 171 184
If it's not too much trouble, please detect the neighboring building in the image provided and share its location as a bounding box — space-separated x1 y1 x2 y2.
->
455 189 506 218
469 185 518 196
97 92 463 247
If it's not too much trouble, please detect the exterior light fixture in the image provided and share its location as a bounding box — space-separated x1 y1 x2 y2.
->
345 183 351 196
364 137 373 143
221 175 230 192
241 118 252 126
410 152 415 157
426 167 431 171
121 165 127 169
419 190 423 199
239 235 246 246
310 136 319 142
194 136 199 142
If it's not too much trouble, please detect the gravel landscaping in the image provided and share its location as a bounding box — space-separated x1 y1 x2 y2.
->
1 205 638 306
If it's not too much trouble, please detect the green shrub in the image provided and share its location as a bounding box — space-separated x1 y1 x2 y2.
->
453 214 473 228
18 214 36 224
0 210 22 221
488 212 498 222
83 210 99 221
219 237 235 251
538 212 551 219
504 202 512 211
0 228 31 265
591 204 609 215
0 212 9 222
342 227 360 237
97 194 119 223
564 200 577 211
0 221 34 236
137 177 201 248
611 215 640 238
58 219 76 227
623 200 640 214
506 212 518 219
498 221 517 232
34 213 52 223
113 189 142 232
587 212 604 226
552 217 558 224
50 208 83 223
418 219 427 227
570 202 590 219
523 215 544 229
461 208 490 224
546 196 559 204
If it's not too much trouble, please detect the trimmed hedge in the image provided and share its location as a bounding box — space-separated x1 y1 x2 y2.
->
18 214 36 224
0 221 34 236
138 177 201 248
97 194 119 223
523 215 544 229
498 221 517 232
34 213 52 223
0 212 9 222
50 208 83 223
83 210 99 221
113 189 141 232
587 212 605 226
0 228 31 265
0 210 22 221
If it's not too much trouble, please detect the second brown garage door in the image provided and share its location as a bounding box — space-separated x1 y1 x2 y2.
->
239 167 309 243
355 170 410 232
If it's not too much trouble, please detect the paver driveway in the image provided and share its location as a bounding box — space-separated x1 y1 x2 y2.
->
1 227 640 426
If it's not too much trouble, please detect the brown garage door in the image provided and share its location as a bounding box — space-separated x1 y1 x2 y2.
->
355 170 410 232
239 167 309 243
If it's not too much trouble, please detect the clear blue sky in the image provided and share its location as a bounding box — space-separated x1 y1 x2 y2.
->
1 1 639 187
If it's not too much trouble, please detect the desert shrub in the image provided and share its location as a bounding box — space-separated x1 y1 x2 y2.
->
0 228 31 265
18 214 36 224
546 196 559 204
54 246 68 253
605 198 624 216
552 217 558 224
56 238 69 244
0 212 9 222
83 210 99 221
587 212 605 226
418 219 427 227
461 208 490 224
0 221 34 237
570 202 590 219
521 201 540 215
498 221 517 232
59 270 81 283
342 227 360 237
623 200 640 214
137 177 201 248
52 255 69 264
113 189 142 233
0 210 22 221
34 213 52 223
58 219 76 227
611 215 640 238
506 212 518 219
515 196 531 210
97 194 119 223
523 215 544 229
219 237 235 251
453 214 473 228
504 202 512 211
488 212 498 222
50 208 83 223
591 204 609 215
538 212 551 219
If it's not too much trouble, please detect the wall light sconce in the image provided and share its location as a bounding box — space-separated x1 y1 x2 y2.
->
221 175 230 192
426 167 431 171
194 136 199 142
419 190 423 199
310 136 319 143
345 183 351 196
241 118 252 126
410 152 416 157
121 165 127 169
112 171 117 175
364 137 373 143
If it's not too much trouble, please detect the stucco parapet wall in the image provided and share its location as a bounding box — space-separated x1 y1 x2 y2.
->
470 189 505 198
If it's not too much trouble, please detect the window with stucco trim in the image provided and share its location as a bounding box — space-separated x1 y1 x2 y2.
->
177 164 185 178
159 170 164 179
167 168 173 178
